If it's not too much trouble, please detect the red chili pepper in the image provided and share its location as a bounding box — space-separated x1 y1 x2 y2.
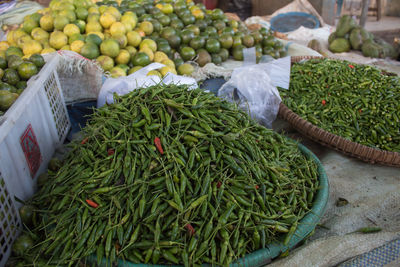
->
256 140 260 143
348 64 354 69
185 224 195 236
86 199 98 208
107 148 115 156
154 137 164 154
322 100 326 105
359 109 362 114
81 137 88 145
255 185 259 190
216 181 222 188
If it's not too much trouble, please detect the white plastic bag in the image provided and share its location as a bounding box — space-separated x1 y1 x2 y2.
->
97 63 198 108
218 51 291 128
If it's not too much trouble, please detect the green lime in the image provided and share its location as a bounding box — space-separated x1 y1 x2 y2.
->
167 35 181 49
7 55 23 70
3 68 20 85
173 57 184 68
205 26 217 35
195 20 207 31
158 15 171 27
161 27 176 39
180 29 195 45
232 36 242 48
220 34 233 49
23 19 39 34
131 52 150 67
233 45 244 61
12 234 33 256
211 54 222 65
76 7 89 20
218 48 229 62
157 42 172 56
86 34 102 46
6 46 23 58
0 81 14 91
251 31 263 44
150 19 163 32
222 27 235 35
214 19 226 31
74 20 86 34
185 25 200 36
242 35 255 48
181 14 195 26
180 46 196 61
170 19 184 30
0 57 6 69
206 39 220 54
29 54 45 68
19 205 35 225
189 36 205 50
16 81 27 90
211 9 224 20
80 42 100 59
17 62 38 80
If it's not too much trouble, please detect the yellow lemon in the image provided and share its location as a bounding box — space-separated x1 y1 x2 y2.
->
40 14 54 32
31 28 49 41
85 21 103 33
126 31 141 47
110 22 126 37
115 49 130 65
70 40 85 53
23 40 43 55
139 39 157 52
99 12 116 29
41 47 56 54
63 24 80 37
160 66 177 76
49 31 68 49
114 34 127 48
154 51 168 63
0 41 10 51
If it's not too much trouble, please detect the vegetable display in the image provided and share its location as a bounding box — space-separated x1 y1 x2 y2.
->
279 58 400 152
12 84 319 266
2 0 286 78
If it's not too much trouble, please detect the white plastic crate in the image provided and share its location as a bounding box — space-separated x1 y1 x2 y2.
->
0 55 70 264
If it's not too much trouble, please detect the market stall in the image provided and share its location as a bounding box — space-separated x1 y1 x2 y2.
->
0 0 399 266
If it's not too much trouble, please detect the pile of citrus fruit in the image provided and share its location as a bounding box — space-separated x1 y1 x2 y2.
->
2 0 286 78
0 52 45 114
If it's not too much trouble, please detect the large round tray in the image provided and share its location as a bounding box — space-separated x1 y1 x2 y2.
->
89 142 329 266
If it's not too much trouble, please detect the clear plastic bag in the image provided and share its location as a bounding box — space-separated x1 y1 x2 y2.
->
218 51 291 128
97 63 197 108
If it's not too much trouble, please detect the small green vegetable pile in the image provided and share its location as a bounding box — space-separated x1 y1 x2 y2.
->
329 15 397 59
279 58 400 152
15 84 318 266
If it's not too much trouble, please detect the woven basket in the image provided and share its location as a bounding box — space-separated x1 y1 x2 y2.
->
278 56 400 167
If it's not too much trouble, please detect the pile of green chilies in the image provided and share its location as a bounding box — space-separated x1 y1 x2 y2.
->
279 59 400 152
20 84 318 266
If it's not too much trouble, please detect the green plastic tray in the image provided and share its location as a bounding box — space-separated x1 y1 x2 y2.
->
90 142 329 267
